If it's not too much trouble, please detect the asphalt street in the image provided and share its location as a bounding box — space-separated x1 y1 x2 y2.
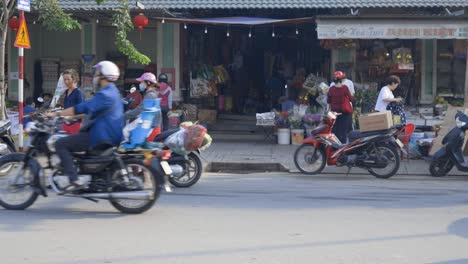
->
2 172 468 264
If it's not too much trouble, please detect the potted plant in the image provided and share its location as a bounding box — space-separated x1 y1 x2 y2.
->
289 115 304 145
275 111 290 145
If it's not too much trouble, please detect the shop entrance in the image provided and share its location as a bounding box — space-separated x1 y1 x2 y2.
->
182 22 329 118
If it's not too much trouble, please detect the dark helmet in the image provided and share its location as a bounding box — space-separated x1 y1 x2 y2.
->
158 73 168 83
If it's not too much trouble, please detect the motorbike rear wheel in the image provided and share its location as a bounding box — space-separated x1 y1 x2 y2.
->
169 152 202 188
110 159 161 214
294 144 326 175
0 154 39 210
429 159 454 177
368 145 400 179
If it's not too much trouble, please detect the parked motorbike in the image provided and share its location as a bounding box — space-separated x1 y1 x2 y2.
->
429 111 468 177
294 112 404 179
0 119 15 154
0 114 172 214
153 129 203 188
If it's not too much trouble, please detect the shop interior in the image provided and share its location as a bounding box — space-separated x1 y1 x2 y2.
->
181 21 330 115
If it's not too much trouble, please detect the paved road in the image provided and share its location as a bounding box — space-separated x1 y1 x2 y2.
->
2 173 468 264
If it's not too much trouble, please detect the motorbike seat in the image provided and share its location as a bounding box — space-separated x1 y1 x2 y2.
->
153 129 180 142
348 129 393 142
86 143 115 157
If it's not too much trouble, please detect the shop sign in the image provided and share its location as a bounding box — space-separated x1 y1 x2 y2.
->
317 19 468 39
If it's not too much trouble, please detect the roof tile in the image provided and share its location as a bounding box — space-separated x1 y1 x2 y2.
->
58 0 468 10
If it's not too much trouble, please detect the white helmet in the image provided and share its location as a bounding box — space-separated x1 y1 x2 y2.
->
93 61 120 82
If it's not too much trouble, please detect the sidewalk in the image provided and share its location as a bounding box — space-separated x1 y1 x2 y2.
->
201 141 468 176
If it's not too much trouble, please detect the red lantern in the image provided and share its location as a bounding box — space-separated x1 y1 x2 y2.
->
133 13 148 31
8 16 20 32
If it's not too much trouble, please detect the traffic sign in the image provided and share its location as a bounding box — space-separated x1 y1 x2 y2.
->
14 16 31 49
18 0 30 12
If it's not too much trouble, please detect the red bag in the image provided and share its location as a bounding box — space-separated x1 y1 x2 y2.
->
184 125 207 151
341 97 353 114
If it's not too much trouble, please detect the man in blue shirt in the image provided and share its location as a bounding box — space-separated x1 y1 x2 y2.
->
48 61 124 194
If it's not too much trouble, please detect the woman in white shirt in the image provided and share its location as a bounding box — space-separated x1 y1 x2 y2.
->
375 75 402 112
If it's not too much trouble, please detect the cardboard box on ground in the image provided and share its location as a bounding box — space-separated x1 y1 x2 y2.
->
358 111 394 132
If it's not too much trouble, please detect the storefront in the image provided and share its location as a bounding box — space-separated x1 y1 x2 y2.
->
317 18 468 109
172 17 328 117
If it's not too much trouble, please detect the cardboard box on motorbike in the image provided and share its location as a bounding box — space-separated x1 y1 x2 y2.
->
358 111 394 132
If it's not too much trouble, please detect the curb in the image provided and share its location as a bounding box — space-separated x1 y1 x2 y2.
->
205 162 468 176
206 162 289 173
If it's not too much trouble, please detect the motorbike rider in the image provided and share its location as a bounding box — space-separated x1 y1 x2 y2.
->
125 72 159 121
46 61 124 194
157 73 173 131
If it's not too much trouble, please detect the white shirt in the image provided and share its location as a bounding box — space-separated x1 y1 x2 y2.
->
330 79 355 95
375 86 394 112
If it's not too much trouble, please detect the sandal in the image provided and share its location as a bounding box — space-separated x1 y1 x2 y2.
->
59 182 85 195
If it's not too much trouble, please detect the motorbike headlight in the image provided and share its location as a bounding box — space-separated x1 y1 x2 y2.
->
456 117 466 128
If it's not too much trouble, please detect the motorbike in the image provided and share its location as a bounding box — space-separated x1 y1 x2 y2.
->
153 129 203 188
294 112 404 179
429 111 468 177
0 114 172 214
0 119 15 154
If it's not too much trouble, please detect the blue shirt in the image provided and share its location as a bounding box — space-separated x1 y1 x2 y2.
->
23 106 36 126
63 88 85 109
74 83 124 147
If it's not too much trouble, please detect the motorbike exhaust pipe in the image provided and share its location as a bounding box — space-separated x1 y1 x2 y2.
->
170 164 185 178
80 191 154 200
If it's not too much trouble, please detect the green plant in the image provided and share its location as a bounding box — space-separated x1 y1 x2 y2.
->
289 115 303 129
112 0 151 65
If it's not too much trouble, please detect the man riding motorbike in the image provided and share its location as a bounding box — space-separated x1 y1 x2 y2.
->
47 61 124 194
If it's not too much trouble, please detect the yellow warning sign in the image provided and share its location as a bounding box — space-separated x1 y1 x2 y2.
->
14 17 31 49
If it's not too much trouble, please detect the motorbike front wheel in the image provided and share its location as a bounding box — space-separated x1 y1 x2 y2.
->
294 144 326 175
0 154 39 210
110 159 162 214
429 159 454 177
368 145 400 179
169 152 203 188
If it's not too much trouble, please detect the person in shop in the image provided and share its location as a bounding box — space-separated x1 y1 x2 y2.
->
157 73 173 131
23 97 36 127
375 75 406 125
265 71 285 110
330 70 355 95
124 72 159 122
61 69 86 134
327 71 354 143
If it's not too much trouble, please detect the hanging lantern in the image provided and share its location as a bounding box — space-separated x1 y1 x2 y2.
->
8 16 20 32
133 13 148 31
133 13 148 40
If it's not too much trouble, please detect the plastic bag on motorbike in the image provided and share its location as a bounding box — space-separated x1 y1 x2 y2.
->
184 125 207 151
164 129 187 155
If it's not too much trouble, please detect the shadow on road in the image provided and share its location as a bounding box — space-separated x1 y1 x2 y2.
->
51 231 447 264
429 260 468 264
0 206 125 232
448 218 468 239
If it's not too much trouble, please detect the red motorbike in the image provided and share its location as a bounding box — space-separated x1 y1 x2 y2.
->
294 112 404 179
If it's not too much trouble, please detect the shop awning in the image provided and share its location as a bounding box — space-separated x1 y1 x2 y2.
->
152 16 314 25
317 18 468 39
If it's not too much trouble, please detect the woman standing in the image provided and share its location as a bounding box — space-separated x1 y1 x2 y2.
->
375 75 402 112
62 69 86 134
327 71 354 143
